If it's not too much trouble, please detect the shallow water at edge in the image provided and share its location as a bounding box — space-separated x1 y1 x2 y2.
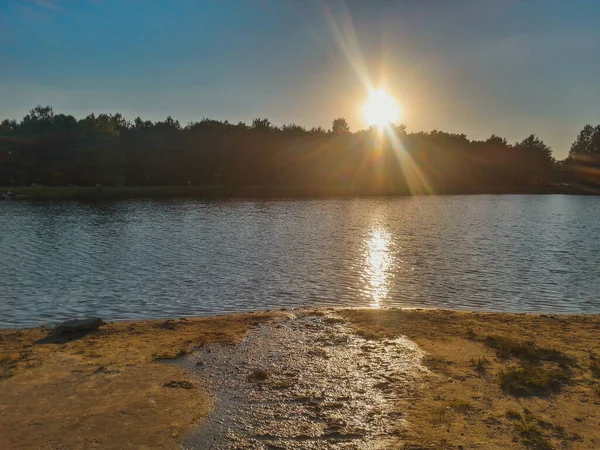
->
181 311 428 449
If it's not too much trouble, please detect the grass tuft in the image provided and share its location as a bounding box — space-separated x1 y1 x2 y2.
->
152 346 188 360
499 364 570 396
429 406 450 424
471 356 491 374
427 399 473 424
513 421 554 450
0 352 20 379
590 360 600 378
448 398 473 413
484 335 574 366
247 369 269 383
506 409 522 421
271 378 295 389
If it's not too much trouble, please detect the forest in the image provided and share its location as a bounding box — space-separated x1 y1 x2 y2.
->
1 105 599 195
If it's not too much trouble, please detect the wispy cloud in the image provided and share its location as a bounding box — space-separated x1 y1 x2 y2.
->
14 0 70 20
28 0 63 12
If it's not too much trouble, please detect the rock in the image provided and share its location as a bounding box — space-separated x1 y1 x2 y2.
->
52 317 104 335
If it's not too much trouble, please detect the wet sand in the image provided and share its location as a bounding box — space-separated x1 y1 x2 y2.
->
182 311 427 449
1 308 599 449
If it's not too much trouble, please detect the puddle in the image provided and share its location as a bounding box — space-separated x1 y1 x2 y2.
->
181 311 428 449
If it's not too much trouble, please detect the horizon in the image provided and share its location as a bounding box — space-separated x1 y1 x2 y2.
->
2 0 600 158
0 103 570 146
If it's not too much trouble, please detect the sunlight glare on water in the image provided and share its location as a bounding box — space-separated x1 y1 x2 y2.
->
363 226 392 307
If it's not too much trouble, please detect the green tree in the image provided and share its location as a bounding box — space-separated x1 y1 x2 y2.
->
0 119 17 132
569 124 600 156
514 134 556 183
252 118 272 130
564 124 600 189
332 118 350 135
516 135 554 163
281 123 307 134
74 114 126 186
485 134 508 147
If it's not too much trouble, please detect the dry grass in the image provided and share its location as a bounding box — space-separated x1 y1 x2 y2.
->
0 312 278 449
447 398 473 413
471 356 491 374
590 360 600 379
499 364 570 396
512 420 554 450
483 335 575 366
340 308 600 449
247 369 270 383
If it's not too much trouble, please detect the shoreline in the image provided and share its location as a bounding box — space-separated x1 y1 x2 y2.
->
1 308 599 448
2 306 600 332
0 306 600 333
1 184 597 201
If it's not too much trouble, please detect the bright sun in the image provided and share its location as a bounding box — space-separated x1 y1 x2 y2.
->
363 89 402 127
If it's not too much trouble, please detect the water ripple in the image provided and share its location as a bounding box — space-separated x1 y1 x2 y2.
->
1 195 600 328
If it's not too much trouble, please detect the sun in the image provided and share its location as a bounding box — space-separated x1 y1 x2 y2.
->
362 89 402 127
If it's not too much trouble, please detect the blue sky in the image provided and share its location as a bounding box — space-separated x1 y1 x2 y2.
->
1 0 600 158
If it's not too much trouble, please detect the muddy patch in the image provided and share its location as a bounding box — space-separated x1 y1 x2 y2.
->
181 312 428 449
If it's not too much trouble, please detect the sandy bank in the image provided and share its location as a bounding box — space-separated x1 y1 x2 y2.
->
1 309 599 449
0 312 281 449
340 309 600 449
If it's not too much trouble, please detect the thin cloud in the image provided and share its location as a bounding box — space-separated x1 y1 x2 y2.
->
28 0 62 12
17 0 70 17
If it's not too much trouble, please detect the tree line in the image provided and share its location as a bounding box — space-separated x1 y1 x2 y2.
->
1 105 599 195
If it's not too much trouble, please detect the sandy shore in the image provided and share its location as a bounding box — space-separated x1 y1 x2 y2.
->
341 309 600 449
1 309 599 449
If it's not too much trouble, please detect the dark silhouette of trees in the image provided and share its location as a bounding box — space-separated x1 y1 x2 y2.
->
511 135 556 184
563 124 600 191
569 125 600 156
0 105 595 195
74 113 126 186
332 118 350 135
251 118 272 130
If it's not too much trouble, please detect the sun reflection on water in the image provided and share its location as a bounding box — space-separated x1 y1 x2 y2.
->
364 227 392 307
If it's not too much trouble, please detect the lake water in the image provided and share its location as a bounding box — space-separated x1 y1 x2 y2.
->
1 195 599 328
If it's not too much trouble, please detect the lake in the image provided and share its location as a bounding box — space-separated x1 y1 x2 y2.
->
1 195 599 328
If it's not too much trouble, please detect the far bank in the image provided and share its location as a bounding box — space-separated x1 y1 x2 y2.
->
1 183 594 201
